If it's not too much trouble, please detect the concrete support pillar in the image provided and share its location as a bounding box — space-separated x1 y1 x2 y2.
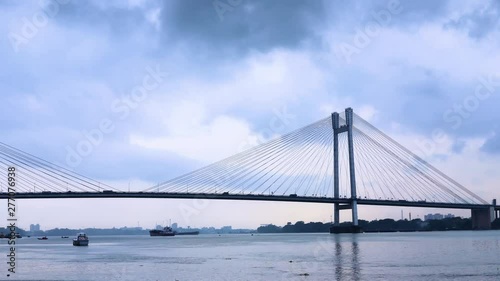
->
471 208 493 230
332 112 340 226
345 108 358 226
493 199 498 220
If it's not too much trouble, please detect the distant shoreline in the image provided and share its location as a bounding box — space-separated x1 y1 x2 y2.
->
257 217 500 234
0 226 256 237
3 217 499 237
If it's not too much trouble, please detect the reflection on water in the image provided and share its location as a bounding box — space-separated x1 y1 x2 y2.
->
334 235 361 281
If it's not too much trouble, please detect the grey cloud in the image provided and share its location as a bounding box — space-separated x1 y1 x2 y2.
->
481 133 500 154
395 0 449 23
54 0 157 36
398 81 500 139
160 0 327 57
445 0 500 39
396 80 451 131
351 0 450 28
160 0 449 59
340 67 453 134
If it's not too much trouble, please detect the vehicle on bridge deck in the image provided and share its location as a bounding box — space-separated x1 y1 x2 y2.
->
289 194 297 197
73 233 89 246
102 190 115 193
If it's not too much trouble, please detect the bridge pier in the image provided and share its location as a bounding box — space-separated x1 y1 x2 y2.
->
471 207 494 230
330 202 362 233
333 203 340 226
346 108 359 227
332 112 340 227
493 199 499 220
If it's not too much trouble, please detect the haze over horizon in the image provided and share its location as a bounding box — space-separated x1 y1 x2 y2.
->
1 0 500 229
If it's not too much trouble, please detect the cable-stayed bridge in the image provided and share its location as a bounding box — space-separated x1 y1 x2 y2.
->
1 108 498 231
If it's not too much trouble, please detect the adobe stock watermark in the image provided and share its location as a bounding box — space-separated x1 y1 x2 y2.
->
65 65 168 168
415 73 500 158
213 0 244 21
334 0 402 64
178 106 296 225
8 0 70 53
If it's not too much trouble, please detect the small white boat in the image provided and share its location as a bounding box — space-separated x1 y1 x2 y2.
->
72 233 89 246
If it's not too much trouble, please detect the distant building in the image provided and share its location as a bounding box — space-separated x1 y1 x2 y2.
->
155 225 163 230
30 224 40 232
171 223 178 230
424 213 448 221
221 226 232 233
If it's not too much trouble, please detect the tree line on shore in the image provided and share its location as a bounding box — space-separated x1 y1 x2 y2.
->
257 218 500 233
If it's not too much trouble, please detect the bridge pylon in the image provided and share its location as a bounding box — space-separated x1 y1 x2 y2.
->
331 108 361 233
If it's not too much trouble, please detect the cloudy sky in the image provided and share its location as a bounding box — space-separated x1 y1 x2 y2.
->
0 0 499 230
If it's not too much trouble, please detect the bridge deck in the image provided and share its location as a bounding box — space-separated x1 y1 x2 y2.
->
0 192 492 210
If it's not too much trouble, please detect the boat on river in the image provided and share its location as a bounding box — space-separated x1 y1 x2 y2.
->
149 225 200 236
73 233 89 246
174 230 200 235
149 226 175 236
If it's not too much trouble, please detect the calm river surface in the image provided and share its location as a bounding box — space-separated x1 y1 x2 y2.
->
1 231 499 280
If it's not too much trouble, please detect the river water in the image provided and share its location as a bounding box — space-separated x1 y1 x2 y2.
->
1 231 499 280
